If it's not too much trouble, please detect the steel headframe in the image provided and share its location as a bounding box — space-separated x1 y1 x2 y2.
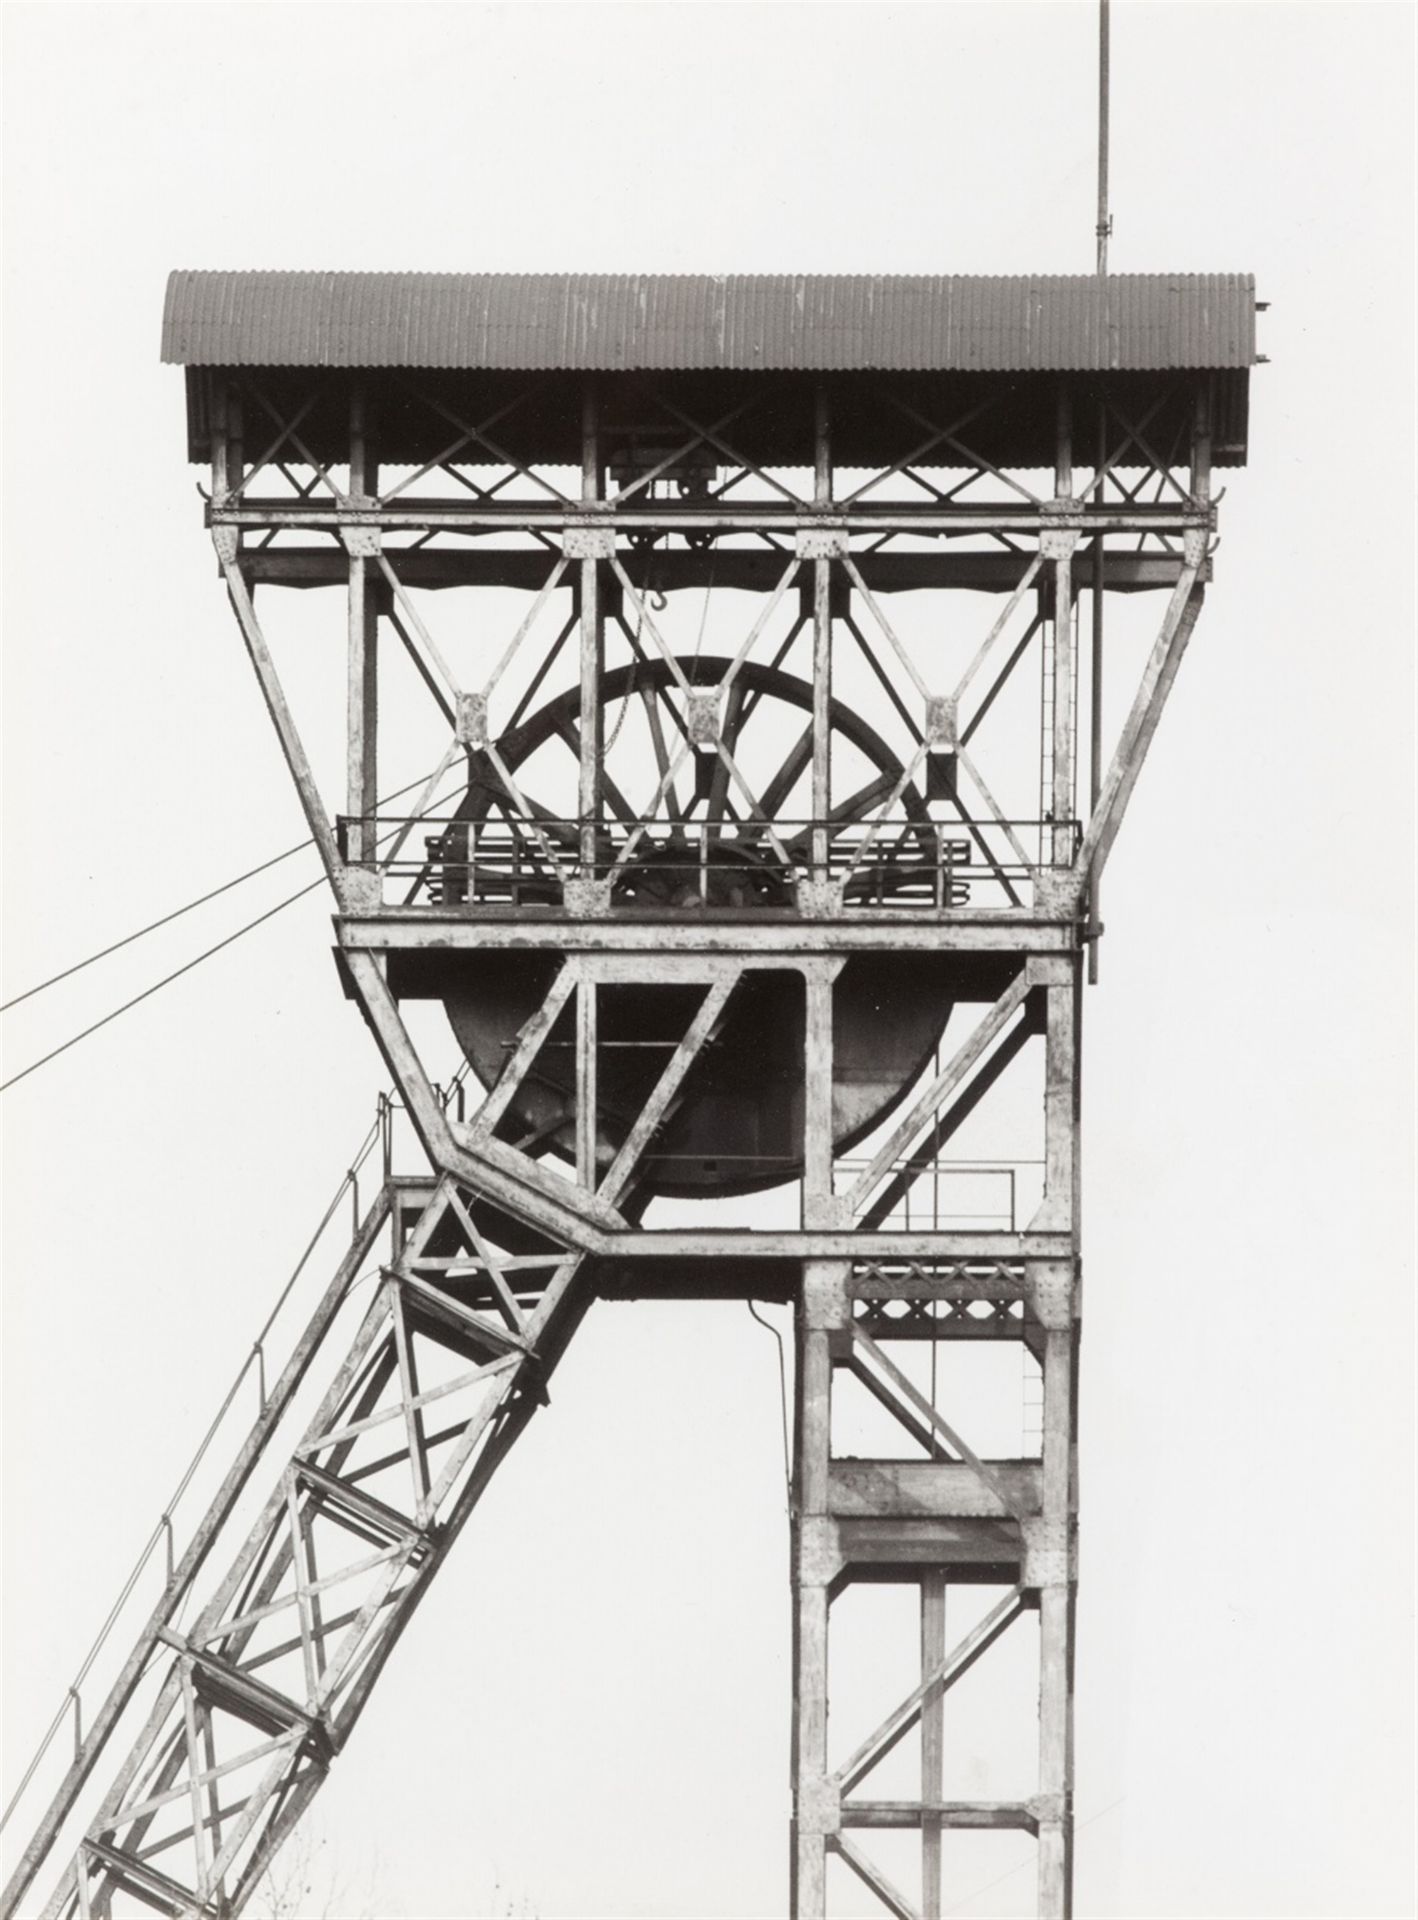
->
5 362 1223 1920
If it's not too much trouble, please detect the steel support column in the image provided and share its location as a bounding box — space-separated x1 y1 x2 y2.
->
346 385 379 864
789 973 1080 1918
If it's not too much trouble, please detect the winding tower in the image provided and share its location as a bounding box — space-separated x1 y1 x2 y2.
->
5 271 1258 1920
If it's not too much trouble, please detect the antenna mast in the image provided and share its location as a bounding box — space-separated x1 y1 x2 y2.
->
1097 0 1112 272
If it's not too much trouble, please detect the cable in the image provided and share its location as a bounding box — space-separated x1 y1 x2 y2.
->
0 876 326 1093
602 540 658 758
0 838 310 1013
1 768 440 1015
746 1298 792 1508
942 1792 1125 1914
1 772 462 1095
690 547 717 672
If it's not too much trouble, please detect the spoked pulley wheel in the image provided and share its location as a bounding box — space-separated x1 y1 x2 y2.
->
441 656 959 1198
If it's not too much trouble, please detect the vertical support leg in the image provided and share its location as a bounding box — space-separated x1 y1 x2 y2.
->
811 380 833 889
578 557 603 874
1053 382 1077 868
1191 375 1213 507
1035 1321 1078 1918
792 1579 831 1918
802 964 837 1226
795 949 842 1914
227 388 244 505
792 1261 847 1919
576 977 597 1190
208 377 241 510
1054 382 1073 500
583 376 602 505
920 1572 946 1919
1088 403 1105 985
579 382 603 876
1035 962 1080 1916
208 376 231 500
1051 548 1075 867
347 385 378 864
1033 969 1079 1234
1036 577 1054 866
811 558 832 886
814 382 832 508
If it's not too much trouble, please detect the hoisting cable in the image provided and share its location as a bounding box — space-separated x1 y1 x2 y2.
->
1 770 463 1095
601 537 659 759
690 546 717 674
1 766 441 1015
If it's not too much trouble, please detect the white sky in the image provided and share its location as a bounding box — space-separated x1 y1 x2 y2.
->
2 3 1414 1917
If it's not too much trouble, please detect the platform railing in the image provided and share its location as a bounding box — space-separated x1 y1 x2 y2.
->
337 813 1080 913
0 1074 469 1880
831 1158 1044 1234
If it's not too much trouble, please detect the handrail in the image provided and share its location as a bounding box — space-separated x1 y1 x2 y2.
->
0 1101 408 1910
0 1067 479 1865
338 811 1080 912
346 812 1073 840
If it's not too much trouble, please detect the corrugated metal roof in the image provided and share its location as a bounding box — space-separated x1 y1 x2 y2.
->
162 272 1258 372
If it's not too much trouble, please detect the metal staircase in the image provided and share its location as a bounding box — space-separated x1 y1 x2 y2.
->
3 1124 591 1920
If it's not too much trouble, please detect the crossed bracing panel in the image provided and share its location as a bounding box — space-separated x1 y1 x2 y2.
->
341 942 1066 1264
793 1251 1078 1920
214 517 1210 924
336 947 751 1253
210 367 1213 529
787 946 1078 1920
38 1180 586 1920
206 360 1215 941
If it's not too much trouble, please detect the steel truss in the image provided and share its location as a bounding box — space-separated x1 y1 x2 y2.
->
6 363 1222 1919
12 1173 589 1920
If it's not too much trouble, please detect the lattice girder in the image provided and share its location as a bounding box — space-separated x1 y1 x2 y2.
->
34 1180 587 1920
5 335 1237 1920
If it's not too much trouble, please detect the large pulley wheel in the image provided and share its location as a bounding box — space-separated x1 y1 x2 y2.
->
443 656 958 1197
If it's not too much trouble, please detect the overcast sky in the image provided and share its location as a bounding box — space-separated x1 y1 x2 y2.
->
2 4 1414 1917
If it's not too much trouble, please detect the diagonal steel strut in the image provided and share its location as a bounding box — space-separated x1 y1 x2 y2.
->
11 1177 590 1920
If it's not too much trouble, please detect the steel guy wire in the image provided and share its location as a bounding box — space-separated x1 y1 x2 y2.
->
0 770 464 1095
1 767 442 1016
